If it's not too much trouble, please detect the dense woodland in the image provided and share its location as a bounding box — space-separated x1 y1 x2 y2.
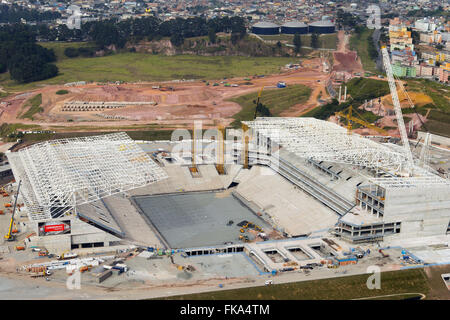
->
34 16 247 49
0 4 61 23
0 24 58 83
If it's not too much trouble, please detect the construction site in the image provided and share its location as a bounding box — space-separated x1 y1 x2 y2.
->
0 109 449 298
0 38 449 300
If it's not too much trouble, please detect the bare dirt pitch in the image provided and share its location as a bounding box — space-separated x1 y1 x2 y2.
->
0 57 328 131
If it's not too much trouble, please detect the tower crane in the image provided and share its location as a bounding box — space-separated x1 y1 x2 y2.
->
381 46 415 175
335 105 388 135
253 87 265 120
216 124 226 174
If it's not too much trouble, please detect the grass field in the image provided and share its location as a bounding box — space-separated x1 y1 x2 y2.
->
259 33 338 50
0 53 293 92
404 79 450 136
228 84 311 127
349 28 378 74
163 269 430 300
302 78 388 121
20 94 43 120
0 123 42 138
347 77 390 102
405 79 450 113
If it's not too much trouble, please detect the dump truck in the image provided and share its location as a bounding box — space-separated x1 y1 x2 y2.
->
112 263 128 274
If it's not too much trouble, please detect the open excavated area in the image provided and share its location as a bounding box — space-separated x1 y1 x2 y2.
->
0 58 327 130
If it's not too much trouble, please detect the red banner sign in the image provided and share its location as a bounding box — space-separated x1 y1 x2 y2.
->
44 224 65 233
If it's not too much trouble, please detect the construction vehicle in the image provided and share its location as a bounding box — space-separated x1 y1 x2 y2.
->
112 263 128 274
239 235 250 242
38 249 49 257
57 250 78 260
335 105 388 135
379 249 389 258
4 180 21 242
277 81 286 88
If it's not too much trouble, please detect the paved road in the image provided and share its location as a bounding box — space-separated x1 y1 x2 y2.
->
0 257 401 300
373 28 383 73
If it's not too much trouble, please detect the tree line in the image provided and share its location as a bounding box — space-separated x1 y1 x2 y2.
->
32 16 247 49
0 24 58 83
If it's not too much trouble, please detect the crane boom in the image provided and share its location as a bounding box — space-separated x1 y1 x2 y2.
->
253 87 264 120
381 47 414 172
4 180 21 241
335 105 388 135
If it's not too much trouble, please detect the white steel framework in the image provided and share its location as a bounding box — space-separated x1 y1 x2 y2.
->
244 117 409 172
7 132 167 221
369 176 450 189
244 118 449 188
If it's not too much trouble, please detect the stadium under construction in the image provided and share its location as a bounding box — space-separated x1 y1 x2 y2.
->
3 117 450 274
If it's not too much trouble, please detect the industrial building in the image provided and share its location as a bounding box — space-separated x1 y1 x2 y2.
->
308 20 336 34
280 21 308 34
251 21 280 35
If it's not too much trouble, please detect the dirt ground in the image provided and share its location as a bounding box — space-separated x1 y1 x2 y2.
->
332 31 364 75
0 58 329 130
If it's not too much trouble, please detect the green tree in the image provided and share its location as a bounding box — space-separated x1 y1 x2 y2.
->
293 33 302 54
231 32 240 45
64 47 79 58
311 32 319 49
208 28 217 44
170 33 185 47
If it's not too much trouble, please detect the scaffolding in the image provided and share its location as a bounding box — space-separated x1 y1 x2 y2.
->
7 132 168 221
